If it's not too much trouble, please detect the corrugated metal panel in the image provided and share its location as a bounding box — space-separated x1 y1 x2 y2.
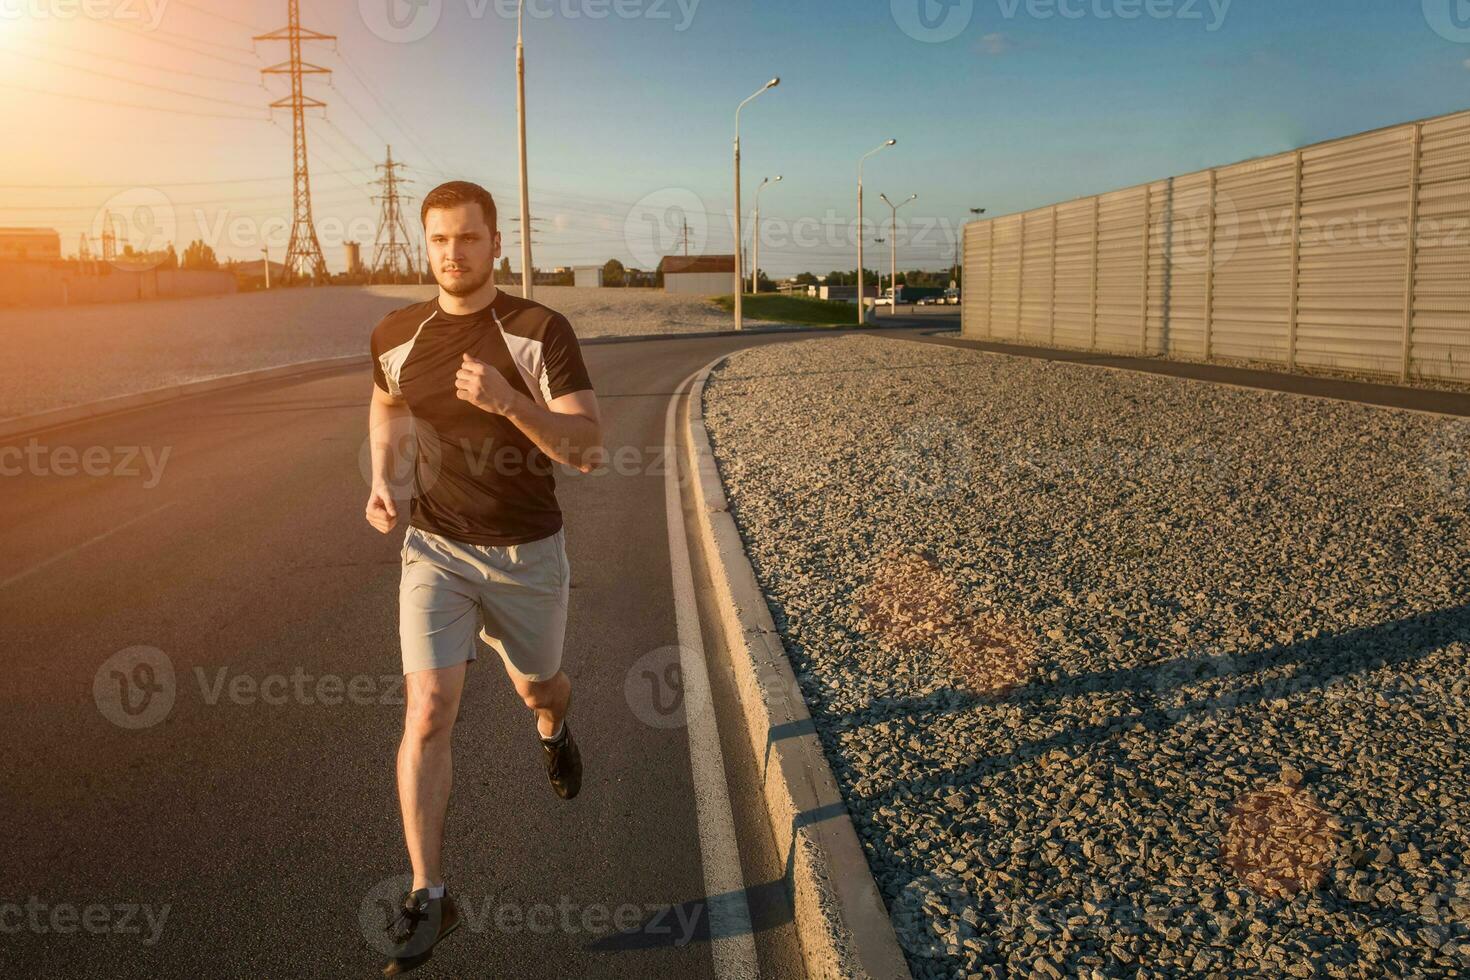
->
1412 111 1470 383
1211 153 1297 365
961 106 1467 383
961 220 992 336
1053 200 1094 349
1020 207 1055 345
989 215 1023 341
1096 187 1148 353
1296 127 1413 377
1162 173 1213 359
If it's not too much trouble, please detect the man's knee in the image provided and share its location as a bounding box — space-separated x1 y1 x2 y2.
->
404 681 460 742
518 673 566 712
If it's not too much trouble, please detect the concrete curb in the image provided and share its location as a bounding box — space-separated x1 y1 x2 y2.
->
0 355 369 443
682 354 913 980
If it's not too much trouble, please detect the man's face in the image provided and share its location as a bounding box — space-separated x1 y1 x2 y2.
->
424 203 499 296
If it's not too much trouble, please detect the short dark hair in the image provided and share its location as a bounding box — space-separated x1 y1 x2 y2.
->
421 181 497 235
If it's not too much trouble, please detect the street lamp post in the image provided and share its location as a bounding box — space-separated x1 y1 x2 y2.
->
516 0 534 300
879 192 916 316
954 206 986 290
733 77 779 331
261 247 270 290
856 139 896 326
751 175 781 294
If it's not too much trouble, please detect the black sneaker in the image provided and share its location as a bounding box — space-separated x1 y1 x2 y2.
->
541 721 582 800
381 887 461 976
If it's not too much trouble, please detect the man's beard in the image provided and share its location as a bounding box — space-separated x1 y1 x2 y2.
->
437 263 493 296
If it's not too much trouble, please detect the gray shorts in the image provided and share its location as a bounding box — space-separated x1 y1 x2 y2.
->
398 524 569 680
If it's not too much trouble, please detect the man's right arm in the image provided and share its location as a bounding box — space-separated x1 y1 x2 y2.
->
365 382 411 534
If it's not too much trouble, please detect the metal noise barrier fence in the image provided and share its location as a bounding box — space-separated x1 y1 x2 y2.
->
961 107 1470 385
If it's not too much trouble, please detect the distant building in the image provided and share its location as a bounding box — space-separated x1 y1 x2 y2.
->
573 265 603 287
0 227 61 263
658 254 735 296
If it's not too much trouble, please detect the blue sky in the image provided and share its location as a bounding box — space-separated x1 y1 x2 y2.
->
2 0 1467 275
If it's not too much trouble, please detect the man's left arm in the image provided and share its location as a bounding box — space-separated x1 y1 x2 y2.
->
455 353 605 474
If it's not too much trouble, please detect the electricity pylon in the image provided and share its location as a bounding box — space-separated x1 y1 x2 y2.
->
255 1 335 284
370 145 416 283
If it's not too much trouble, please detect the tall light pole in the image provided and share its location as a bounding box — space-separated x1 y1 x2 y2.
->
733 77 779 331
516 0 534 299
879 192 916 315
751 175 781 294
856 139 896 325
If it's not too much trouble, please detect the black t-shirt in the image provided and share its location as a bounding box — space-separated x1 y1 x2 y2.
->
370 289 594 546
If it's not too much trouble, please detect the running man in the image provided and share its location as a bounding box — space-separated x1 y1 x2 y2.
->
363 181 604 975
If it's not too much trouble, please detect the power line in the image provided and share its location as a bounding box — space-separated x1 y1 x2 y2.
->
1 49 268 112
0 81 267 121
86 16 265 70
22 37 265 88
171 0 270 32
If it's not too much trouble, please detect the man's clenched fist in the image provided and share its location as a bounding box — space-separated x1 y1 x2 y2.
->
455 353 522 415
365 485 398 534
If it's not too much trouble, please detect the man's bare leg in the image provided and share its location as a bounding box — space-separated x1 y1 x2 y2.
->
511 669 571 737
398 662 467 889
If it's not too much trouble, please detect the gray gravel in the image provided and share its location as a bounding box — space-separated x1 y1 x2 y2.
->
701 334 1470 979
0 284 780 420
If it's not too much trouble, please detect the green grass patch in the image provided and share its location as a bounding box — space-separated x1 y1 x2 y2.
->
709 293 860 326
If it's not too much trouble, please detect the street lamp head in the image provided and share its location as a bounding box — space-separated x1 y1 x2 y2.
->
766 77 780 89
908 194 918 202
885 139 897 146
879 192 891 205
774 175 783 182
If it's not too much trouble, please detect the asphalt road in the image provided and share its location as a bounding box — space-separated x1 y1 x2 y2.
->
0 316 955 979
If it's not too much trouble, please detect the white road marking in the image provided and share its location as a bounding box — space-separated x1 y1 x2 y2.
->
0 503 175 592
663 369 759 980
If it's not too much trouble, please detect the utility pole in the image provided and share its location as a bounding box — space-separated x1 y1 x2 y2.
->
370 145 416 283
262 247 271 289
751 175 781 294
732 77 780 331
880 192 916 317
255 2 334 285
856 139 896 325
516 0 534 300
